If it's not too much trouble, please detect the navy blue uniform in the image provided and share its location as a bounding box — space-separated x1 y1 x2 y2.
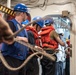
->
0 19 28 75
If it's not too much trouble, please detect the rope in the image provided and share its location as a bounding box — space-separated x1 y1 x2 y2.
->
14 38 56 61
0 51 44 71
0 38 56 71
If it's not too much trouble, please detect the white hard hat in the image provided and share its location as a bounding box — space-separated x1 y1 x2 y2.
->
56 29 64 34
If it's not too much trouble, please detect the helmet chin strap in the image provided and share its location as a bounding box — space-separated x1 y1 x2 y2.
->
35 24 38 31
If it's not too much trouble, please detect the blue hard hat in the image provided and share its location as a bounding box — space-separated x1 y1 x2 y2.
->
45 18 54 25
33 16 44 28
21 20 30 25
14 3 28 13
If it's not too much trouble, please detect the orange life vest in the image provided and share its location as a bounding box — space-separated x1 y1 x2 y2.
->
26 26 40 46
39 26 58 50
